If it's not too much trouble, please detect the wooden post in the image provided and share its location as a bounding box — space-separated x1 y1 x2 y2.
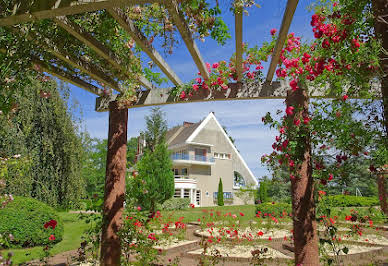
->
377 165 388 216
101 101 128 265
285 88 319 265
372 0 388 136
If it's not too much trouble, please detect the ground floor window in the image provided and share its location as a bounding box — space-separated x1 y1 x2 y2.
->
213 192 233 199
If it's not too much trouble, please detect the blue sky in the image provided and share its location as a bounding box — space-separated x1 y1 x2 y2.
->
62 0 316 180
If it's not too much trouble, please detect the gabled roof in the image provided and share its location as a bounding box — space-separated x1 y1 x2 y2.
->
166 122 201 146
166 112 258 186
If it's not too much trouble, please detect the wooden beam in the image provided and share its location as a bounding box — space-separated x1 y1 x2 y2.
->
95 81 382 111
31 57 104 96
235 8 243 82
0 0 161 26
54 16 154 90
15 27 121 91
107 7 183 87
166 0 210 80
266 0 299 82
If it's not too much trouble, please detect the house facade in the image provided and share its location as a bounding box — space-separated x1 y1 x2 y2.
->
138 112 258 207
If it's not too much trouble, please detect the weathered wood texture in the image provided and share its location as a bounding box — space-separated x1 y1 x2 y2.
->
54 16 154 90
15 27 121 91
0 0 161 26
31 57 104 95
101 101 128 265
235 9 243 82
286 88 319 265
372 0 388 136
95 80 381 111
166 0 209 80
107 7 183 87
266 0 299 82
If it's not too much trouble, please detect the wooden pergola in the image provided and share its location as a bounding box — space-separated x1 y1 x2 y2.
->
1 1 382 265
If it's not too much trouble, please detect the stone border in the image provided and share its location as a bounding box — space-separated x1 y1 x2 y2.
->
154 239 200 253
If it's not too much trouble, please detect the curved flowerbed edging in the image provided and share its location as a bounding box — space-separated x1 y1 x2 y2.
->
186 244 292 263
153 239 200 253
193 228 291 243
337 221 388 231
337 234 388 247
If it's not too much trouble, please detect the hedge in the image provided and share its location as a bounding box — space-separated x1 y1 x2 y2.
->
0 196 64 248
255 202 292 218
158 198 190 211
321 195 379 207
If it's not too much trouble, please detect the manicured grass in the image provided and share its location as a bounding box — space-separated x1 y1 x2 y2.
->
162 204 259 224
2 212 90 264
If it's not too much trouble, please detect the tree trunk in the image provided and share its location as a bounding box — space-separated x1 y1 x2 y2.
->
100 101 128 265
372 0 388 218
286 89 319 265
377 166 388 216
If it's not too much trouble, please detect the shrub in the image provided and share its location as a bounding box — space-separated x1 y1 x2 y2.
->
321 195 379 207
0 196 63 248
159 198 190 211
258 181 269 203
217 178 224 206
255 202 292 218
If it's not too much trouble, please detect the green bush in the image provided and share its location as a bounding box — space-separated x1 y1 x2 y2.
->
258 181 269 203
158 198 190 211
255 202 292 218
321 195 379 207
0 196 64 248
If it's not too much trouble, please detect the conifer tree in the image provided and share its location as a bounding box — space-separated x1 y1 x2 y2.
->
217 178 224 206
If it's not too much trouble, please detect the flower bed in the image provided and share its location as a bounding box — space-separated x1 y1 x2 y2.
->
194 227 291 241
187 244 291 259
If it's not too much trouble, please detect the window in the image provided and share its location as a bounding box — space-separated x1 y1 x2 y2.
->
184 189 190 198
214 153 231 160
174 169 179 175
174 189 181 198
234 171 246 187
181 168 188 175
213 192 233 199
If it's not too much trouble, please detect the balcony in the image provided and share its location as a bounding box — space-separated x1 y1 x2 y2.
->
174 178 197 189
171 153 215 165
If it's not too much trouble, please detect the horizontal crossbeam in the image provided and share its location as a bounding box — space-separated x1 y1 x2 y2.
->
96 81 382 111
0 0 161 26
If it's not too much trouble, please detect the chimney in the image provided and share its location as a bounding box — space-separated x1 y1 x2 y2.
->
183 121 194 127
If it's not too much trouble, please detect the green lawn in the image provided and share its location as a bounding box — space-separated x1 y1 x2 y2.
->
163 204 259 224
2 212 90 264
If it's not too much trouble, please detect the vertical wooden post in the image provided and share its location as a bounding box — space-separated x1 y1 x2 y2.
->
377 165 388 216
101 101 128 265
286 89 319 265
372 0 388 136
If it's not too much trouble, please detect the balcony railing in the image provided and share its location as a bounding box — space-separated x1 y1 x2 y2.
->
171 153 215 163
